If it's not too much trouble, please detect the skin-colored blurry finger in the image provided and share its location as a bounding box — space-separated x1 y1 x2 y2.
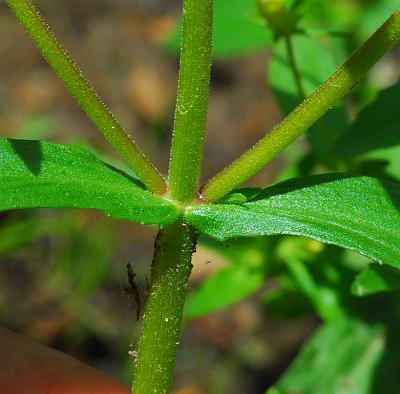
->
0 328 131 394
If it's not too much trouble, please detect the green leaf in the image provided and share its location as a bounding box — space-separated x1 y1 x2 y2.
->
276 238 358 321
269 35 347 151
0 138 179 225
366 145 400 181
186 174 400 267
165 0 273 58
332 83 400 158
185 237 270 318
267 318 386 394
355 0 400 41
269 36 337 101
185 263 265 318
264 284 312 320
297 0 360 32
352 264 400 297
50 213 116 304
267 286 400 394
297 0 396 38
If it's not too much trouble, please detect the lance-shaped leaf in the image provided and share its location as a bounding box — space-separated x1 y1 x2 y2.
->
352 264 400 297
266 318 389 394
185 263 265 318
332 82 400 158
0 138 179 225
186 174 400 267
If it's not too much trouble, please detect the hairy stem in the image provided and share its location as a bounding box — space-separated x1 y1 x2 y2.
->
168 0 213 203
6 0 165 194
202 8 400 202
133 219 197 394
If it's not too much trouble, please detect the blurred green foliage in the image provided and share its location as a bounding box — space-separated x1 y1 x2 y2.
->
352 265 400 297
166 0 273 57
185 236 272 318
267 313 400 394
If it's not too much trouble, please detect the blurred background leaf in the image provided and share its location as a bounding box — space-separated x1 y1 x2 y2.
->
352 264 400 297
268 34 348 153
332 83 400 159
165 0 273 58
267 288 400 394
185 237 272 318
267 317 386 394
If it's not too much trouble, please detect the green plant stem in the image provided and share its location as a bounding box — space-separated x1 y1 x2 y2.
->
133 219 197 393
6 0 165 195
202 8 400 203
284 35 306 100
168 0 213 203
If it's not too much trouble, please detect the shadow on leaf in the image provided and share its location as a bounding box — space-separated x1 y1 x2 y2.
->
9 139 43 176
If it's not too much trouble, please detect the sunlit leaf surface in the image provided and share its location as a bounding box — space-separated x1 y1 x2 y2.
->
0 138 179 225
186 174 400 267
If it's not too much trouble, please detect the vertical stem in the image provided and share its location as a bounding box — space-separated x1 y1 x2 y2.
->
168 0 213 203
134 2 212 389
133 219 197 394
284 35 306 100
6 0 166 194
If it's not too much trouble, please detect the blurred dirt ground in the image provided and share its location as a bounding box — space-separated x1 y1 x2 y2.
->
0 1 316 393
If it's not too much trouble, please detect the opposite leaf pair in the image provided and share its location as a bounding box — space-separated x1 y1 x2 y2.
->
2 137 399 269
